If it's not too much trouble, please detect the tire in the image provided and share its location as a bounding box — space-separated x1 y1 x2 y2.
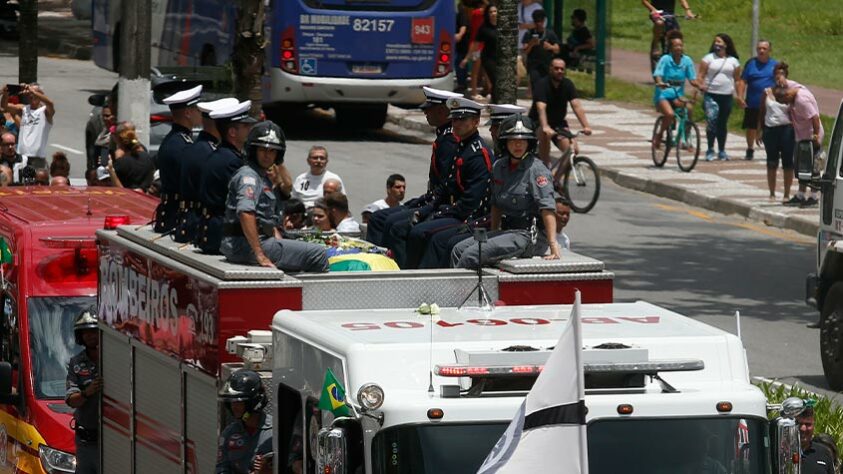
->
651 117 669 168
676 121 701 172
563 156 601 214
821 282 843 390
335 104 387 130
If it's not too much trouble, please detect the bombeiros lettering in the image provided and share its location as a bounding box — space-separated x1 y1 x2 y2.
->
341 316 661 330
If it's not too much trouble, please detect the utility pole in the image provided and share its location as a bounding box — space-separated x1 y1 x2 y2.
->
750 0 760 56
118 0 152 147
18 0 37 83
233 0 266 117
496 0 518 105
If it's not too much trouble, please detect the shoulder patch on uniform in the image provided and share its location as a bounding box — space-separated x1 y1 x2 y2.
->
242 176 256 186
245 187 255 199
536 175 549 187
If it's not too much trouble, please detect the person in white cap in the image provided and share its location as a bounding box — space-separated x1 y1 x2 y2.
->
365 86 461 254
487 103 527 152
153 84 203 233
195 100 257 254
174 97 238 243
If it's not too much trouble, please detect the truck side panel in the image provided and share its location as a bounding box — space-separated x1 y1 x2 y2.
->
134 345 182 472
185 369 218 474
101 330 133 473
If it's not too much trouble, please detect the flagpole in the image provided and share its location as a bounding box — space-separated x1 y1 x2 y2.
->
574 290 589 473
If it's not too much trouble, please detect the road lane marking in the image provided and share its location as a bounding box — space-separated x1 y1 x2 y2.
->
653 203 811 244
50 144 83 155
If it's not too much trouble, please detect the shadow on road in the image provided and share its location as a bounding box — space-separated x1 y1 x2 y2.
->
267 106 427 145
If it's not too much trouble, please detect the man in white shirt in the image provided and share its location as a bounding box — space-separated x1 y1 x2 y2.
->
326 192 361 233
1 83 55 170
361 174 405 223
291 145 345 208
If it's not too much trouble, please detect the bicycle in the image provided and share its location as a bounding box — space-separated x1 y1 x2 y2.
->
651 82 700 172
549 129 600 213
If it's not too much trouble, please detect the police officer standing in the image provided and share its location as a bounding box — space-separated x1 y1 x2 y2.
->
175 97 238 243
406 97 494 269
65 310 102 474
195 100 255 254
154 84 203 233
217 369 273 474
365 86 462 252
221 121 328 272
451 114 560 268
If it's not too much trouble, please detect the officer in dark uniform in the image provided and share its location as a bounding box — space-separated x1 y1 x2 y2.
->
405 96 494 269
221 121 328 272
65 310 102 474
195 100 256 254
153 84 203 233
217 369 273 474
365 86 462 252
174 97 238 243
451 114 559 268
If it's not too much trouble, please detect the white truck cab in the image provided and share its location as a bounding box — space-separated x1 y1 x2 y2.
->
226 302 802 473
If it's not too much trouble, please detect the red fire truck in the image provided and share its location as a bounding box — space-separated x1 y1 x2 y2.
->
92 225 613 472
0 187 155 474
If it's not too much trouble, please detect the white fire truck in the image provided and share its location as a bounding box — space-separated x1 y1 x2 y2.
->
225 302 802 473
92 225 614 473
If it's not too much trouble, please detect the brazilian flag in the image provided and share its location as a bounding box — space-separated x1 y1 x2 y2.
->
318 368 351 416
0 238 11 264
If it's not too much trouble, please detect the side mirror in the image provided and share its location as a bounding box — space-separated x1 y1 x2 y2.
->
0 361 18 405
774 417 800 474
316 424 348 474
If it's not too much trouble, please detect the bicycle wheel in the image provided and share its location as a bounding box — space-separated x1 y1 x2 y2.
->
651 117 670 167
676 121 701 172
564 156 601 214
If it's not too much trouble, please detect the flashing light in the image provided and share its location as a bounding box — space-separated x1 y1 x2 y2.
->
281 27 298 74
104 215 131 230
149 114 173 124
439 53 450 63
282 50 294 60
433 33 453 78
427 408 444 420
435 364 543 377
617 404 634 415
716 401 733 413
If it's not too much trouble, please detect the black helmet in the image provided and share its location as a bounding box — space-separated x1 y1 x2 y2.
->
497 114 538 155
73 309 98 345
246 120 286 165
219 369 267 414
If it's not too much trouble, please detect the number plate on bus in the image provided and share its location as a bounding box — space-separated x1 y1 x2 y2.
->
351 64 383 74
411 17 434 44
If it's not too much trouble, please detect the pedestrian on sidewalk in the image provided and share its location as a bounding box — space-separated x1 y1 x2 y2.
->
737 40 777 161
775 80 823 208
462 0 490 101
522 9 559 92
758 62 794 202
475 4 500 103
455 1 472 93
652 31 699 150
698 33 741 161
110 121 155 190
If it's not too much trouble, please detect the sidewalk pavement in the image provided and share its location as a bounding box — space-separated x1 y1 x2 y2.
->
387 99 821 237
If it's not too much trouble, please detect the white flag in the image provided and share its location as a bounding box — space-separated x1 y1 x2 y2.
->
477 290 588 474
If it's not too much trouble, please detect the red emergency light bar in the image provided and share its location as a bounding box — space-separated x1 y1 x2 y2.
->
39 237 97 249
435 365 544 378
104 215 131 230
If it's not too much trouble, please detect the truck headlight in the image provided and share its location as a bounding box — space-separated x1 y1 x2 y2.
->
38 444 76 473
357 383 385 410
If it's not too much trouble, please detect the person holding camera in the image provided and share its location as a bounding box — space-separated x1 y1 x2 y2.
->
0 83 55 170
522 9 559 92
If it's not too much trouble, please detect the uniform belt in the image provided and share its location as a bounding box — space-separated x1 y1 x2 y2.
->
222 222 275 238
502 215 543 231
75 425 98 443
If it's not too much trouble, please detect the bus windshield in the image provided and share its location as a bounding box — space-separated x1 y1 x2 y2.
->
372 417 770 473
28 296 95 399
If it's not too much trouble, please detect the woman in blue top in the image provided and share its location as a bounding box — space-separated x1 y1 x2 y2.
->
652 31 699 149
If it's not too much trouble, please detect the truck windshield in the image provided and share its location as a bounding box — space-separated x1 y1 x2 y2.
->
28 296 95 399
372 417 770 473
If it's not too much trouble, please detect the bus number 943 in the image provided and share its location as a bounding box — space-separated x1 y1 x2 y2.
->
353 18 394 32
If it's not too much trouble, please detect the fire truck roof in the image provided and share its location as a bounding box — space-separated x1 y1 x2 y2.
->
0 186 155 225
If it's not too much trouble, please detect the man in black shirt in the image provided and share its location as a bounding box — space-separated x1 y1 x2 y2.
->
521 9 559 91
798 408 835 474
530 57 592 161
560 9 596 68
455 4 471 93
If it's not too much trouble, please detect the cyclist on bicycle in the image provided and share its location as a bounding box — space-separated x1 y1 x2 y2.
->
643 0 696 72
530 57 592 163
653 32 700 149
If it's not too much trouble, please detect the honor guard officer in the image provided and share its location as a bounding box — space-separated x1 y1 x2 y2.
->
175 97 239 243
365 86 462 251
65 310 102 474
487 104 527 152
196 100 256 254
154 84 203 233
406 96 494 269
221 121 328 272
451 114 560 268
217 369 274 474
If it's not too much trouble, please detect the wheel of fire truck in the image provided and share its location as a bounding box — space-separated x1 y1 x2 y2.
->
821 282 843 390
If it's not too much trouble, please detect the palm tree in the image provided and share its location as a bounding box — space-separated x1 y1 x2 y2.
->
18 0 37 83
495 0 518 104
233 0 266 118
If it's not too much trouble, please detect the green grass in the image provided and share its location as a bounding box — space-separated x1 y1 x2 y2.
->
757 381 843 460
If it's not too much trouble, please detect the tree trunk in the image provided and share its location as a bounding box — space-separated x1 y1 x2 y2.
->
495 0 518 105
18 0 37 83
233 0 266 118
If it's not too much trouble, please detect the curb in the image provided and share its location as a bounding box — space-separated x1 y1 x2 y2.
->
386 110 820 238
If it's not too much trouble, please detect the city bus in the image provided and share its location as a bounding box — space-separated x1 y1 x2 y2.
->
92 0 455 128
